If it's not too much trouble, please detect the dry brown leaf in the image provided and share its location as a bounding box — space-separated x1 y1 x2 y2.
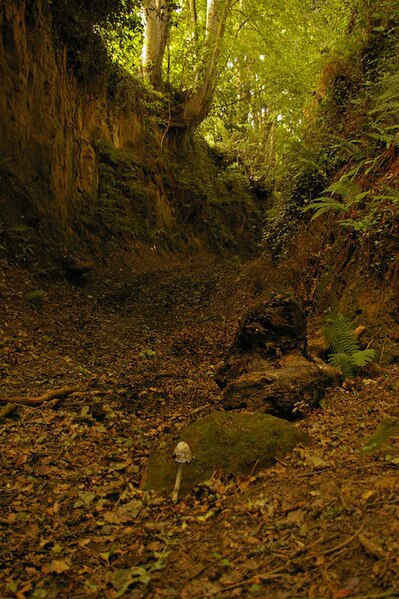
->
43 559 71 574
244 536 260 545
358 533 385 559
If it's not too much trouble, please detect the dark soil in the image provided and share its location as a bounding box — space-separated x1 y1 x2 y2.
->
1 250 399 599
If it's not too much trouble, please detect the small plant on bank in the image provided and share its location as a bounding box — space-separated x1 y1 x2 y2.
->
26 289 48 307
139 349 157 359
322 312 376 378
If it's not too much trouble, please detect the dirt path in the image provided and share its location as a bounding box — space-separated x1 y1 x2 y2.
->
1 254 399 598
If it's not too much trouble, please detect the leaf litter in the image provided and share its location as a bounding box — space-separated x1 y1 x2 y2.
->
1 253 399 598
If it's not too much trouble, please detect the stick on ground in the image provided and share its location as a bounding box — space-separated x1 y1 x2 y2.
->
0 387 79 407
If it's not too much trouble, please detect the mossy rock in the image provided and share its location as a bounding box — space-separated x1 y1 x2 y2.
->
142 411 308 495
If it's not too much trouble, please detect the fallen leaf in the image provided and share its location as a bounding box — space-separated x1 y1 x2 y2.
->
43 559 71 574
15 581 32 599
358 533 385 559
73 491 96 508
197 510 215 523
298 449 330 469
111 566 151 596
333 589 352 598
285 509 305 527
244 536 260 545
147 541 164 552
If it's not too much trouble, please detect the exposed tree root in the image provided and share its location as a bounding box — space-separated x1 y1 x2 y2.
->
0 387 79 407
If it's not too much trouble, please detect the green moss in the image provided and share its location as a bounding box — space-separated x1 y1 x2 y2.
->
26 289 48 306
362 417 399 454
83 139 157 241
143 411 308 495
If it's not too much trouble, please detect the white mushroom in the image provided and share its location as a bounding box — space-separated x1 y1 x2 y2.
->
171 441 192 504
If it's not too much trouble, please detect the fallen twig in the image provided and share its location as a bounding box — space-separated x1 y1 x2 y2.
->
349 590 399 599
195 565 286 597
306 523 365 560
0 387 79 407
171 404 212 422
224 566 286 590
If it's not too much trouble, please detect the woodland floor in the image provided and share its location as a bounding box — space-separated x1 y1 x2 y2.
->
1 249 399 599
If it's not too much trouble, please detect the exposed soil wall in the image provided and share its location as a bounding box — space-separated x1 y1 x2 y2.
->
0 1 143 224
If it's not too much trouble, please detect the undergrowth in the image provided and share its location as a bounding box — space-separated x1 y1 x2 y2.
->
263 1 399 268
77 139 158 243
322 313 376 378
167 137 261 251
49 0 142 88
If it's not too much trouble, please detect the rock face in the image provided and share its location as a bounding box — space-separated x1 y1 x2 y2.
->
0 0 143 225
142 411 308 496
216 295 339 419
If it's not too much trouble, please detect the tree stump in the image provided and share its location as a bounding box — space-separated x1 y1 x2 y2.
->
215 294 339 419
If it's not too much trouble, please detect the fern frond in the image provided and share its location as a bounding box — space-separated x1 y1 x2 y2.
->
322 314 376 379
303 197 348 220
328 353 354 378
351 349 377 367
325 179 359 199
322 313 359 355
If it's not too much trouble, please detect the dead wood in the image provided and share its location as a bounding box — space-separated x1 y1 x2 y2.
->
0 387 79 407
216 296 340 418
0 403 18 420
221 361 334 418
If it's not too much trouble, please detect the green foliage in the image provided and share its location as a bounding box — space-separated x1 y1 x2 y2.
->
322 313 376 378
362 417 399 454
49 0 142 84
0 224 35 262
26 289 48 306
168 136 259 250
262 144 328 260
200 0 352 159
304 179 369 220
139 349 157 360
301 41 399 241
84 139 156 241
260 1 399 270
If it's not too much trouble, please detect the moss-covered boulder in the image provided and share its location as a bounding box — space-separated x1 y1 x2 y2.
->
142 411 308 495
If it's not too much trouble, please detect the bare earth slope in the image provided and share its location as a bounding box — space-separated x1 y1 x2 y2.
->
1 253 398 598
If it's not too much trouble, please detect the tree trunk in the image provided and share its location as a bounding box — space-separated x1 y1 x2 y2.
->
142 0 234 130
179 0 234 127
189 0 198 42
141 0 171 87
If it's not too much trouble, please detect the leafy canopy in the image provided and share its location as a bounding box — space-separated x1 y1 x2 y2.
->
94 0 353 146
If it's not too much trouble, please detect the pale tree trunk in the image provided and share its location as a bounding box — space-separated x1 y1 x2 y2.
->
182 0 234 127
263 120 276 169
141 0 171 87
142 0 234 130
189 0 198 42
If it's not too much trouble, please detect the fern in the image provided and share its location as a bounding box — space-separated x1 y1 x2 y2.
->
303 178 369 221
328 352 356 379
322 313 376 378
351 349 377 367
303 196 349 220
